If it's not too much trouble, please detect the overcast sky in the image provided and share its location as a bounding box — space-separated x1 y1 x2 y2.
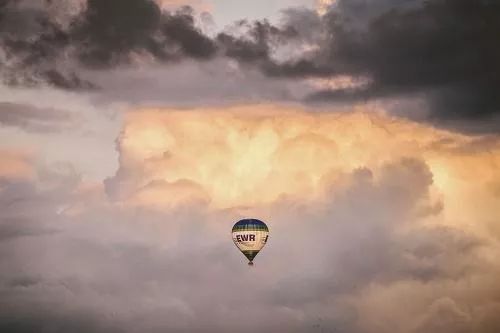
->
1 1 500 332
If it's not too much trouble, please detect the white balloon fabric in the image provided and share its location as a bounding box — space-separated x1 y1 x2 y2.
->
232 219 269 265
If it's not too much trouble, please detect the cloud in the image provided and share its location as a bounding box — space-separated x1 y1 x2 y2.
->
155 0 212 14
216 19 297 64
0 0 499 322
262 0 500 132
0 149 34 181
90 105 498 330
74 0 217 67
205 0 500 133
0 102 78 132
0 0 93 89
105 105 500 214
315 0 336 15
78 58 318 108
101 106 500 333
1 0 499 135
1 128 499 332
0 0 216 88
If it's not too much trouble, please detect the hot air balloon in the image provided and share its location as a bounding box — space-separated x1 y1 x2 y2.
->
232 218 269 265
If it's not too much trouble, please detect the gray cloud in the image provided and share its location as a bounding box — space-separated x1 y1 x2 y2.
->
0 0 93 89
74 0 217 68
82 59 312 107
1 2 499 330
1 156 499 332
0 0 216 89
0 217 56 242
208 0 500 133
275 0 500 133
216 19 297 64
3 0 498 135
0 102 77 132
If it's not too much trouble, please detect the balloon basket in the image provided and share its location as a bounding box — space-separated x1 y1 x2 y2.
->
248 261 254 266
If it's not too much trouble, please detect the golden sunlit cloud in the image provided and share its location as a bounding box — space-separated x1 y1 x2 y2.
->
316 0 336 15
307 76 372 91
107 104 500 233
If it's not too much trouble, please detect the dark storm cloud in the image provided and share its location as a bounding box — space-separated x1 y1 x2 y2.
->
201 0 500 132
0 0 216 88
272 0 500 132
215 11 339 79
2 0 500 134
0 102 77 132
0 0 95 89
216 19 297 64
74 0 216 68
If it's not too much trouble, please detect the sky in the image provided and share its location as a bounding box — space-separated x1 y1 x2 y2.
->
0 0 499 332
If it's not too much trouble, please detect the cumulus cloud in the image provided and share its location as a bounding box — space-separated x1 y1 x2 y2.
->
1 0 499 330
4 105 492 332
104 105 500 214
0 0 499 321
1 123 498 333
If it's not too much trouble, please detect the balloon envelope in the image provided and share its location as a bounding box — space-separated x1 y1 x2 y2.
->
232 218 269 265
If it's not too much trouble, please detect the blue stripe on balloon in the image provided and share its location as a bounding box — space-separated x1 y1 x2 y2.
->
232 219 268 232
